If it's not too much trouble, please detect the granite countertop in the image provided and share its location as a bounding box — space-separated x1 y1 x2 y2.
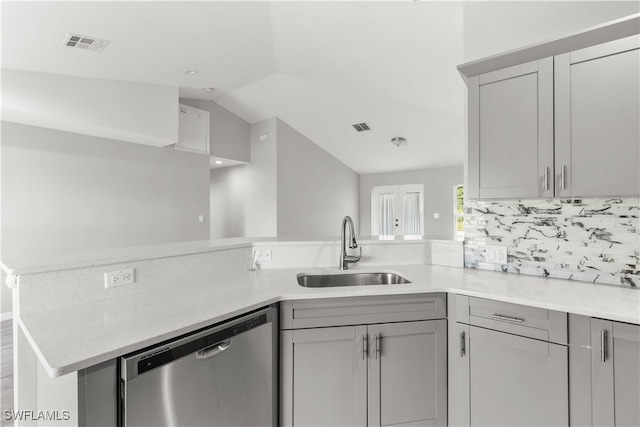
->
18 264 640 378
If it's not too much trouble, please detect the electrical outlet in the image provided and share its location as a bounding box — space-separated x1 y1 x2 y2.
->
485 245 507 265
104 268 135 289
256 250 272 261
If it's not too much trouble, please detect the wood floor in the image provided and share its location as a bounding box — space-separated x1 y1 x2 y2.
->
1 320 14 427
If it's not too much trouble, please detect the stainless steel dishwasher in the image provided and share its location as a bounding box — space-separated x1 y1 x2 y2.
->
119 306 278 426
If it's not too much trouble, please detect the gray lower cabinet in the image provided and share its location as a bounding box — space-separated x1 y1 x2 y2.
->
453 295 569 427
466 326 568 426
280 295 447 427
368 320 447 427
281 325 368 426
590 318 640 427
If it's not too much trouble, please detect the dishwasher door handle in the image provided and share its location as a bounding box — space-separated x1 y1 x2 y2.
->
195 339 232 360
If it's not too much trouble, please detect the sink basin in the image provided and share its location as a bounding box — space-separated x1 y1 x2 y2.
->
297 272 411 288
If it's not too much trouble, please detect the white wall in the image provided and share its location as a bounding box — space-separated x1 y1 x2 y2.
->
360 165 463 239
277 119 359 237
244 118 278 237
215 117 359 238
463 1 639 62
1 69 179 147
210 165 246 239
179 99 250 162
1 122 210 315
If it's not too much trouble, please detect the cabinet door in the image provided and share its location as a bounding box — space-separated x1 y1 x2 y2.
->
177 104 210 154
591 319 640 426
555 36 640 197
368 320 447 427
467 58 553 199
468 326 568 427
280 326 367 427
612 322 640 426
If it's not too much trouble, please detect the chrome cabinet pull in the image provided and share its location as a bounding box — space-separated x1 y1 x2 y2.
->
362 335 367 360
460 331 465 357
544 166 549 191
491 314 525 323
374 334 380 359
600 330 608 363
561 165 566 190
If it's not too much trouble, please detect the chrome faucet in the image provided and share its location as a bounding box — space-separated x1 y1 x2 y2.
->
339 215 361 270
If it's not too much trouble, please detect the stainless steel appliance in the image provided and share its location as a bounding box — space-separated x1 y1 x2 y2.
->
119 306 278 426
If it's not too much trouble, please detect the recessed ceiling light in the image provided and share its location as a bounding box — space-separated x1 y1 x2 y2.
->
203 88 216 93
215 160 222 165
184 70 198 75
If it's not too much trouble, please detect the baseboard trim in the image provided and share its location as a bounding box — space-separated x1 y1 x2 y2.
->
0 312 13 322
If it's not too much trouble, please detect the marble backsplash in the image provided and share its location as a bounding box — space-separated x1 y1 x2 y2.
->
464 198 640 287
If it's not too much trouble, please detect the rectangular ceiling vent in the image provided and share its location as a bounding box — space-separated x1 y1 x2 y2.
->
62 33 110 52
352 122 371 132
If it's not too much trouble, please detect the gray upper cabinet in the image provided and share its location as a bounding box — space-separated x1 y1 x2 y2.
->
591 318 640 427
467 58 554 199
461 17 640 200
555 36 640 198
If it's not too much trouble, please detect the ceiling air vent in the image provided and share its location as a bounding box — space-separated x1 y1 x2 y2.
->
352 122 371 132
62 33 110 52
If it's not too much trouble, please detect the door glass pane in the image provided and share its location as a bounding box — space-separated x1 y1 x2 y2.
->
403 192 421 235
378 193 395 236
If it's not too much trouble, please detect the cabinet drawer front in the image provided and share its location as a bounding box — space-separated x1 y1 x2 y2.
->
280 294 446 329
467 297 567 343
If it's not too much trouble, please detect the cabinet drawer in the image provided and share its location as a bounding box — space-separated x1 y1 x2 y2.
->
458 296 567 344
280 294 446 330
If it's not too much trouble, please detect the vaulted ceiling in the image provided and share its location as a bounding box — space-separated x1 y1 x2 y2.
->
2 1 462 173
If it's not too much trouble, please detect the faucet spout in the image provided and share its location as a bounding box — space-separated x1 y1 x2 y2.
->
339 215 361 270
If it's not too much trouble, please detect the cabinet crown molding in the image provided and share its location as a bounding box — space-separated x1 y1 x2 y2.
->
458 13 639 80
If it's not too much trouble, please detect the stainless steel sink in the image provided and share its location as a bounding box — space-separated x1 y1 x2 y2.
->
297 272 411 288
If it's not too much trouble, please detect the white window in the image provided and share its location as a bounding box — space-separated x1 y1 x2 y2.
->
372 184 424 237
454 184 464 237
